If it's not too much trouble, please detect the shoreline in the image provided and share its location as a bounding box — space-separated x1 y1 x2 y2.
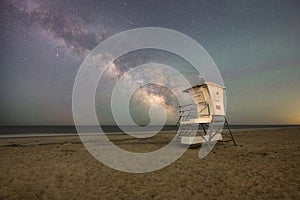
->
0 126 299 139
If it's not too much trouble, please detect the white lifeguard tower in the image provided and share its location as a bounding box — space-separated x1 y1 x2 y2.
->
177 81 236 146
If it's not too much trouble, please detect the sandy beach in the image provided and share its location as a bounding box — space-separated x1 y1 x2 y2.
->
0 127 299 199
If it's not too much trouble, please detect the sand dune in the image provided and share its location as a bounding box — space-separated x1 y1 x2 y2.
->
0 128 299 199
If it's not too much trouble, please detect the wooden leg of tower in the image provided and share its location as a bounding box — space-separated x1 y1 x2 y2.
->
225 117 237 146
200 123 207 135
175 115 181 132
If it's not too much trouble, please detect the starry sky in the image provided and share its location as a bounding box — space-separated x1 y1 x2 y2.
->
1 0 300 125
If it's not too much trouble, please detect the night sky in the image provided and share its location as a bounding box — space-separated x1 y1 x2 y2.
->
1 0 300 125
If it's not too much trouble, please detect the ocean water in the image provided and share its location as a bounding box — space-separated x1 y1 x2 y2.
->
0 125 299 136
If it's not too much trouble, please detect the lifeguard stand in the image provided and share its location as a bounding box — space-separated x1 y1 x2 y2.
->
177 81 236 146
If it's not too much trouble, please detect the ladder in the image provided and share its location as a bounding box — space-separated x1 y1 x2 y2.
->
176 104 199 141
176 104 237 146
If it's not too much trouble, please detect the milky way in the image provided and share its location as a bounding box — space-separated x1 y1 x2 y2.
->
1 0 300 125
3 0 105 59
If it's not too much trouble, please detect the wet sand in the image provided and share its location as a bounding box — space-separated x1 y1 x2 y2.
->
0 128 299 199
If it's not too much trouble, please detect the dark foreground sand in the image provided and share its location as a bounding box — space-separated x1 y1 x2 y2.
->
0 128 299 200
